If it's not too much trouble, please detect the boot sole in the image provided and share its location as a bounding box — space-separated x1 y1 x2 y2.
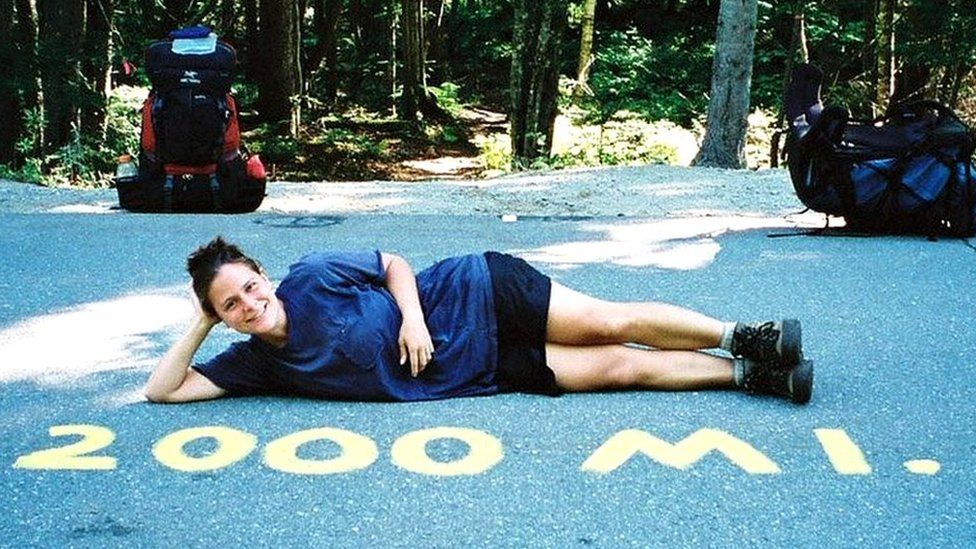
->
790 359 814 404
779 318 803 366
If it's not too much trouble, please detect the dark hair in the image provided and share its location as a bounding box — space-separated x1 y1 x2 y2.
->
187 236 263 317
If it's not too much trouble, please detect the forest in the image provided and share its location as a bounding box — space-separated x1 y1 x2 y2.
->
0 0 974 186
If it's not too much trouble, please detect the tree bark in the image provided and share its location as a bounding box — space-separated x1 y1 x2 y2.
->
11 0 39 158
81 0 114 141
876 0 896 110
776 2 807 129
863 0 878 114
947 62 969 109
0 0 20 162
692 0 758 169
308 0 342 103
14 0 38 106
400 0 425 121
510 0 568 169
37 0 87 153
572 0 597 102
242 0 260 82
423 0 444 71
257 0 300 124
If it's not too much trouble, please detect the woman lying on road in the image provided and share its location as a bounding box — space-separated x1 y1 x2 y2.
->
145 237 813 405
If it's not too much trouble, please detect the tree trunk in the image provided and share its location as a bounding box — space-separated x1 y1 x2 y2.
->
876 0 896 111
947 62 969 109
439 0 462 81
572 0 597 102
400 0 425 121
776 2 807 129
81 0 113 141
257 0 300 124
14 0 38 105
424 0 445 73
242 0 260 82
37 0 86 153
12 0 39 158
307 0 342 101
692 0 758 169
0 0 20 162
863 0 878 115
510 0 568 169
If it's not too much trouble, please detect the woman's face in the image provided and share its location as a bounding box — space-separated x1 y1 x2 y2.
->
207 262 282 336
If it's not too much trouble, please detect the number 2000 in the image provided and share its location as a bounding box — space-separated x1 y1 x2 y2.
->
13 424 504 477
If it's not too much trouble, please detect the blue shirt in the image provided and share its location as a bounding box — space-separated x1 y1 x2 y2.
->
193 251 499 401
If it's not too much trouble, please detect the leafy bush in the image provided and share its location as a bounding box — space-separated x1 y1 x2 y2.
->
551 109 695 168
428 82 465 117
744 108 777 170
308 128 388 159
1 85 144 187
475 133 512 172
584 29 713 127
106 85 145 160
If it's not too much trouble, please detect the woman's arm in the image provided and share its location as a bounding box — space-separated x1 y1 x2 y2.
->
144 296 227 403
381 253 434 377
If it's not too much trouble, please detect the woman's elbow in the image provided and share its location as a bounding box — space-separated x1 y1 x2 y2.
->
143 387 171 403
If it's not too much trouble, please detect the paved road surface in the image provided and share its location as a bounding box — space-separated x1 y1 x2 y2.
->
1 177 975 547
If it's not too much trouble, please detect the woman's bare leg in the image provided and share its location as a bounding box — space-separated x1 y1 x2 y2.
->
546 282 725 349
546 343 733 392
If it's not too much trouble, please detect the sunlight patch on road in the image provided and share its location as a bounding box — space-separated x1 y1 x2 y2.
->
47 203 115 214
0 291 191 386
261 182 410 213
515 215 806 270
400 157 483 175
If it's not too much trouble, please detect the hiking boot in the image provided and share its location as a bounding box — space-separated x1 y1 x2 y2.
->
739 358 813 405
731 319 802 367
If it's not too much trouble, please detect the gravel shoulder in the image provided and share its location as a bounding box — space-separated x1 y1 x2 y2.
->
0 165 813 220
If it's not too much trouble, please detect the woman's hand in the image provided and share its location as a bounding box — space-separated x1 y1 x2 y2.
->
188 283 221 329
398 314 434 377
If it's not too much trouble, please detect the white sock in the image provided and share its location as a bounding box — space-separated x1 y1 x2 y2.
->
733 358 746 387
719 322 737 352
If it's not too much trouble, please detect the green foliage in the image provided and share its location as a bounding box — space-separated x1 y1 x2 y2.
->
44 130 114 187
428 82 464 116
307 128 389 159
248 127 301 164
425 123 461 144
475 133 512 172
437 0 515 107
5 0 975 185
1 108 107 187
584 29 712 127
105 85 145 161
550 110 689 168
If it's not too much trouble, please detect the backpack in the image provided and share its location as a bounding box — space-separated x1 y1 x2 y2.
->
115 26 266 213
781 63 976 237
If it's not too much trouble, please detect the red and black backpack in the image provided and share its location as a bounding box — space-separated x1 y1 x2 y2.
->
116 26 266 213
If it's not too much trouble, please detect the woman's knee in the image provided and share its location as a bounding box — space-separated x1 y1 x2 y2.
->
601 346 642 388
556 302 632 343
588 305 636 342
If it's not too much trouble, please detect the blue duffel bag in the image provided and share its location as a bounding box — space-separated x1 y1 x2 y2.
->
782 64 976 237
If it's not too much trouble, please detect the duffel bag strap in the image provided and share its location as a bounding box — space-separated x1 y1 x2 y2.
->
163 174 175 212
209 173 223 212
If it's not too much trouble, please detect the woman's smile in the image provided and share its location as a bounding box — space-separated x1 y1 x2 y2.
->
208 263 287 343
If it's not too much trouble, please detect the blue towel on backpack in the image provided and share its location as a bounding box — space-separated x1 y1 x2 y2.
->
170 26 217 55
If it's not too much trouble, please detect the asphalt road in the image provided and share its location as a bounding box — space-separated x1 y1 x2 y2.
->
1 193 975 547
